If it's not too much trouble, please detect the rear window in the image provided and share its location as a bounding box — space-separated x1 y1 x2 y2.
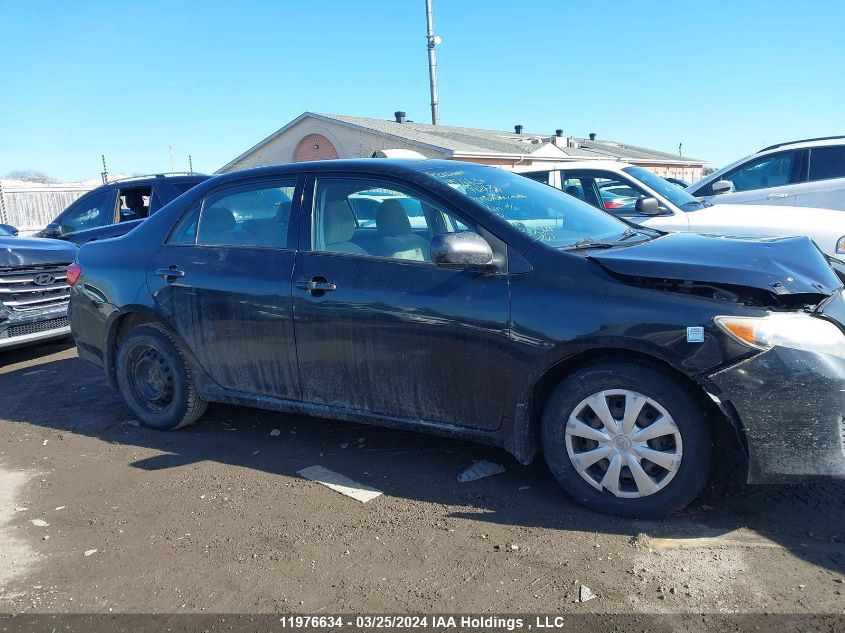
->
809 146 845 181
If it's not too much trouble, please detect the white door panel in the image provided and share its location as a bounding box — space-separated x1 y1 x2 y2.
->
794 178 845 211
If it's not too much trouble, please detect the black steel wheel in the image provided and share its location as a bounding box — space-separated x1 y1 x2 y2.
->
116 324 207 430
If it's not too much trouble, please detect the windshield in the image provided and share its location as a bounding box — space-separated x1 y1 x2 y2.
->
622 166 706 209
419 163 633 248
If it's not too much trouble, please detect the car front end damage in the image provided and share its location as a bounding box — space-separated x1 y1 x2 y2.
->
586 233 845 483
707 291 845 482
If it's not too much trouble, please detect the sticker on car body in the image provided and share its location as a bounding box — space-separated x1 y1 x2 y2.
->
686 326 705 343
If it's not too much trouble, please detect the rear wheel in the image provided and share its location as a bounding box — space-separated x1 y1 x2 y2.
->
541 361 712 518
116 324 207 430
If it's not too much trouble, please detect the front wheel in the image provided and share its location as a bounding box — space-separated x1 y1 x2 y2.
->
115 324 207 430
542 361 712 518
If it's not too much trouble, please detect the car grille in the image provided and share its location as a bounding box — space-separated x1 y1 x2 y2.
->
0 265 71 312
4 316 69 339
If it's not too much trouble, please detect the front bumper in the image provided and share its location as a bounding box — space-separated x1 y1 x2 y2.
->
709 346 845 482
0 305 70 351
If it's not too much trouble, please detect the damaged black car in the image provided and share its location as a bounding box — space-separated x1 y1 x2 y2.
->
68 159 845 518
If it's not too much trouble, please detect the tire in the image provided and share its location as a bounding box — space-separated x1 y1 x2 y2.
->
541 360 712 519
115 323 208 430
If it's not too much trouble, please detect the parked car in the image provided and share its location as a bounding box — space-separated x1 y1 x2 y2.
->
37 173 208 245
69 159 845 518
687 136 845 209
1 231 77 350
522 161 845 257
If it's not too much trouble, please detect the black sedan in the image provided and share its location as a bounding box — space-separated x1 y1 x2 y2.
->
68 159 845 517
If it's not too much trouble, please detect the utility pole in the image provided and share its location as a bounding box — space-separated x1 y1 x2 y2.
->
169 145 175 172
101 154 109 184
679 142 683 157
425 0 441 125
188 154 193 174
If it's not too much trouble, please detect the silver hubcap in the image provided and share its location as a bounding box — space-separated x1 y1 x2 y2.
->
565 389 683 498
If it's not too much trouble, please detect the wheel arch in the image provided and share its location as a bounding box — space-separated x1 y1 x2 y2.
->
105 309 202 389
510 347 747 469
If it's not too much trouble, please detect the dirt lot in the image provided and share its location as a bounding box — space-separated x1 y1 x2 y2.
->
0 340 844 626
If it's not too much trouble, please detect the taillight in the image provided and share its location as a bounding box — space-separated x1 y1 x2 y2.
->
604 200 622 209
66 263 82 286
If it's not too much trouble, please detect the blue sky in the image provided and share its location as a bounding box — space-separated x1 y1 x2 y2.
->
1 0 843 181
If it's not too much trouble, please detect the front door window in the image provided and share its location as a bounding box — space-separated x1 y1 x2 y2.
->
724 150 799 192
312 178 470 261
59 190 115 234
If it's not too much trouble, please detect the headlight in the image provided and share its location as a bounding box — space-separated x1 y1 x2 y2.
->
714 313 845 358
837 236 845 254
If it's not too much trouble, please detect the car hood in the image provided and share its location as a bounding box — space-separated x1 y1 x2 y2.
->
589 232 841 297
0 236 78 268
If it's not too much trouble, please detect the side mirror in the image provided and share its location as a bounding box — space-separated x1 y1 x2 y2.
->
431 231 494 267
0 224 18 236
635 196 662 215
711 180 734 195
42 224 63 238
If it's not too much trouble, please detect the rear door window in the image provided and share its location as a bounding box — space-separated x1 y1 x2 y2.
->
172 179 298 248
808 146 845 181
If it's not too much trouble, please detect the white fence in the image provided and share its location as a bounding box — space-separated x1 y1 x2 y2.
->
0 180 97 235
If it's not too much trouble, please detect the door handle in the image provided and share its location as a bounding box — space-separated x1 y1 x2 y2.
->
296 276 337 295
155 266 185 281
766 193 789 199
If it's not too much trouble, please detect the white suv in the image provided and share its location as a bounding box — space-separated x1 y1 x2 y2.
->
687 136 845 210
518 161 845 257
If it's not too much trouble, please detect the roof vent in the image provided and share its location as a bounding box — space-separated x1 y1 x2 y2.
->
394 111 406 124
514 124 523 135
555 129 563 137
589 132 596 141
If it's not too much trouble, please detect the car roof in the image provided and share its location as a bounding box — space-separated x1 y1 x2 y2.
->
758 135 845 153
207 158 505 186
97 173 209 190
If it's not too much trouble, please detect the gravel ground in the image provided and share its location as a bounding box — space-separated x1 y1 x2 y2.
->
0 340 843 625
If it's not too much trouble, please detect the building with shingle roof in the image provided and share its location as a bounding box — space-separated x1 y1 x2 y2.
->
218 112 705 182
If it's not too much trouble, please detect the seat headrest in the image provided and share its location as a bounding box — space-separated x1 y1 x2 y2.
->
376 199 412 237
125 192 144 209
324 201 357 244
201 206 236 234
565 186 582 198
